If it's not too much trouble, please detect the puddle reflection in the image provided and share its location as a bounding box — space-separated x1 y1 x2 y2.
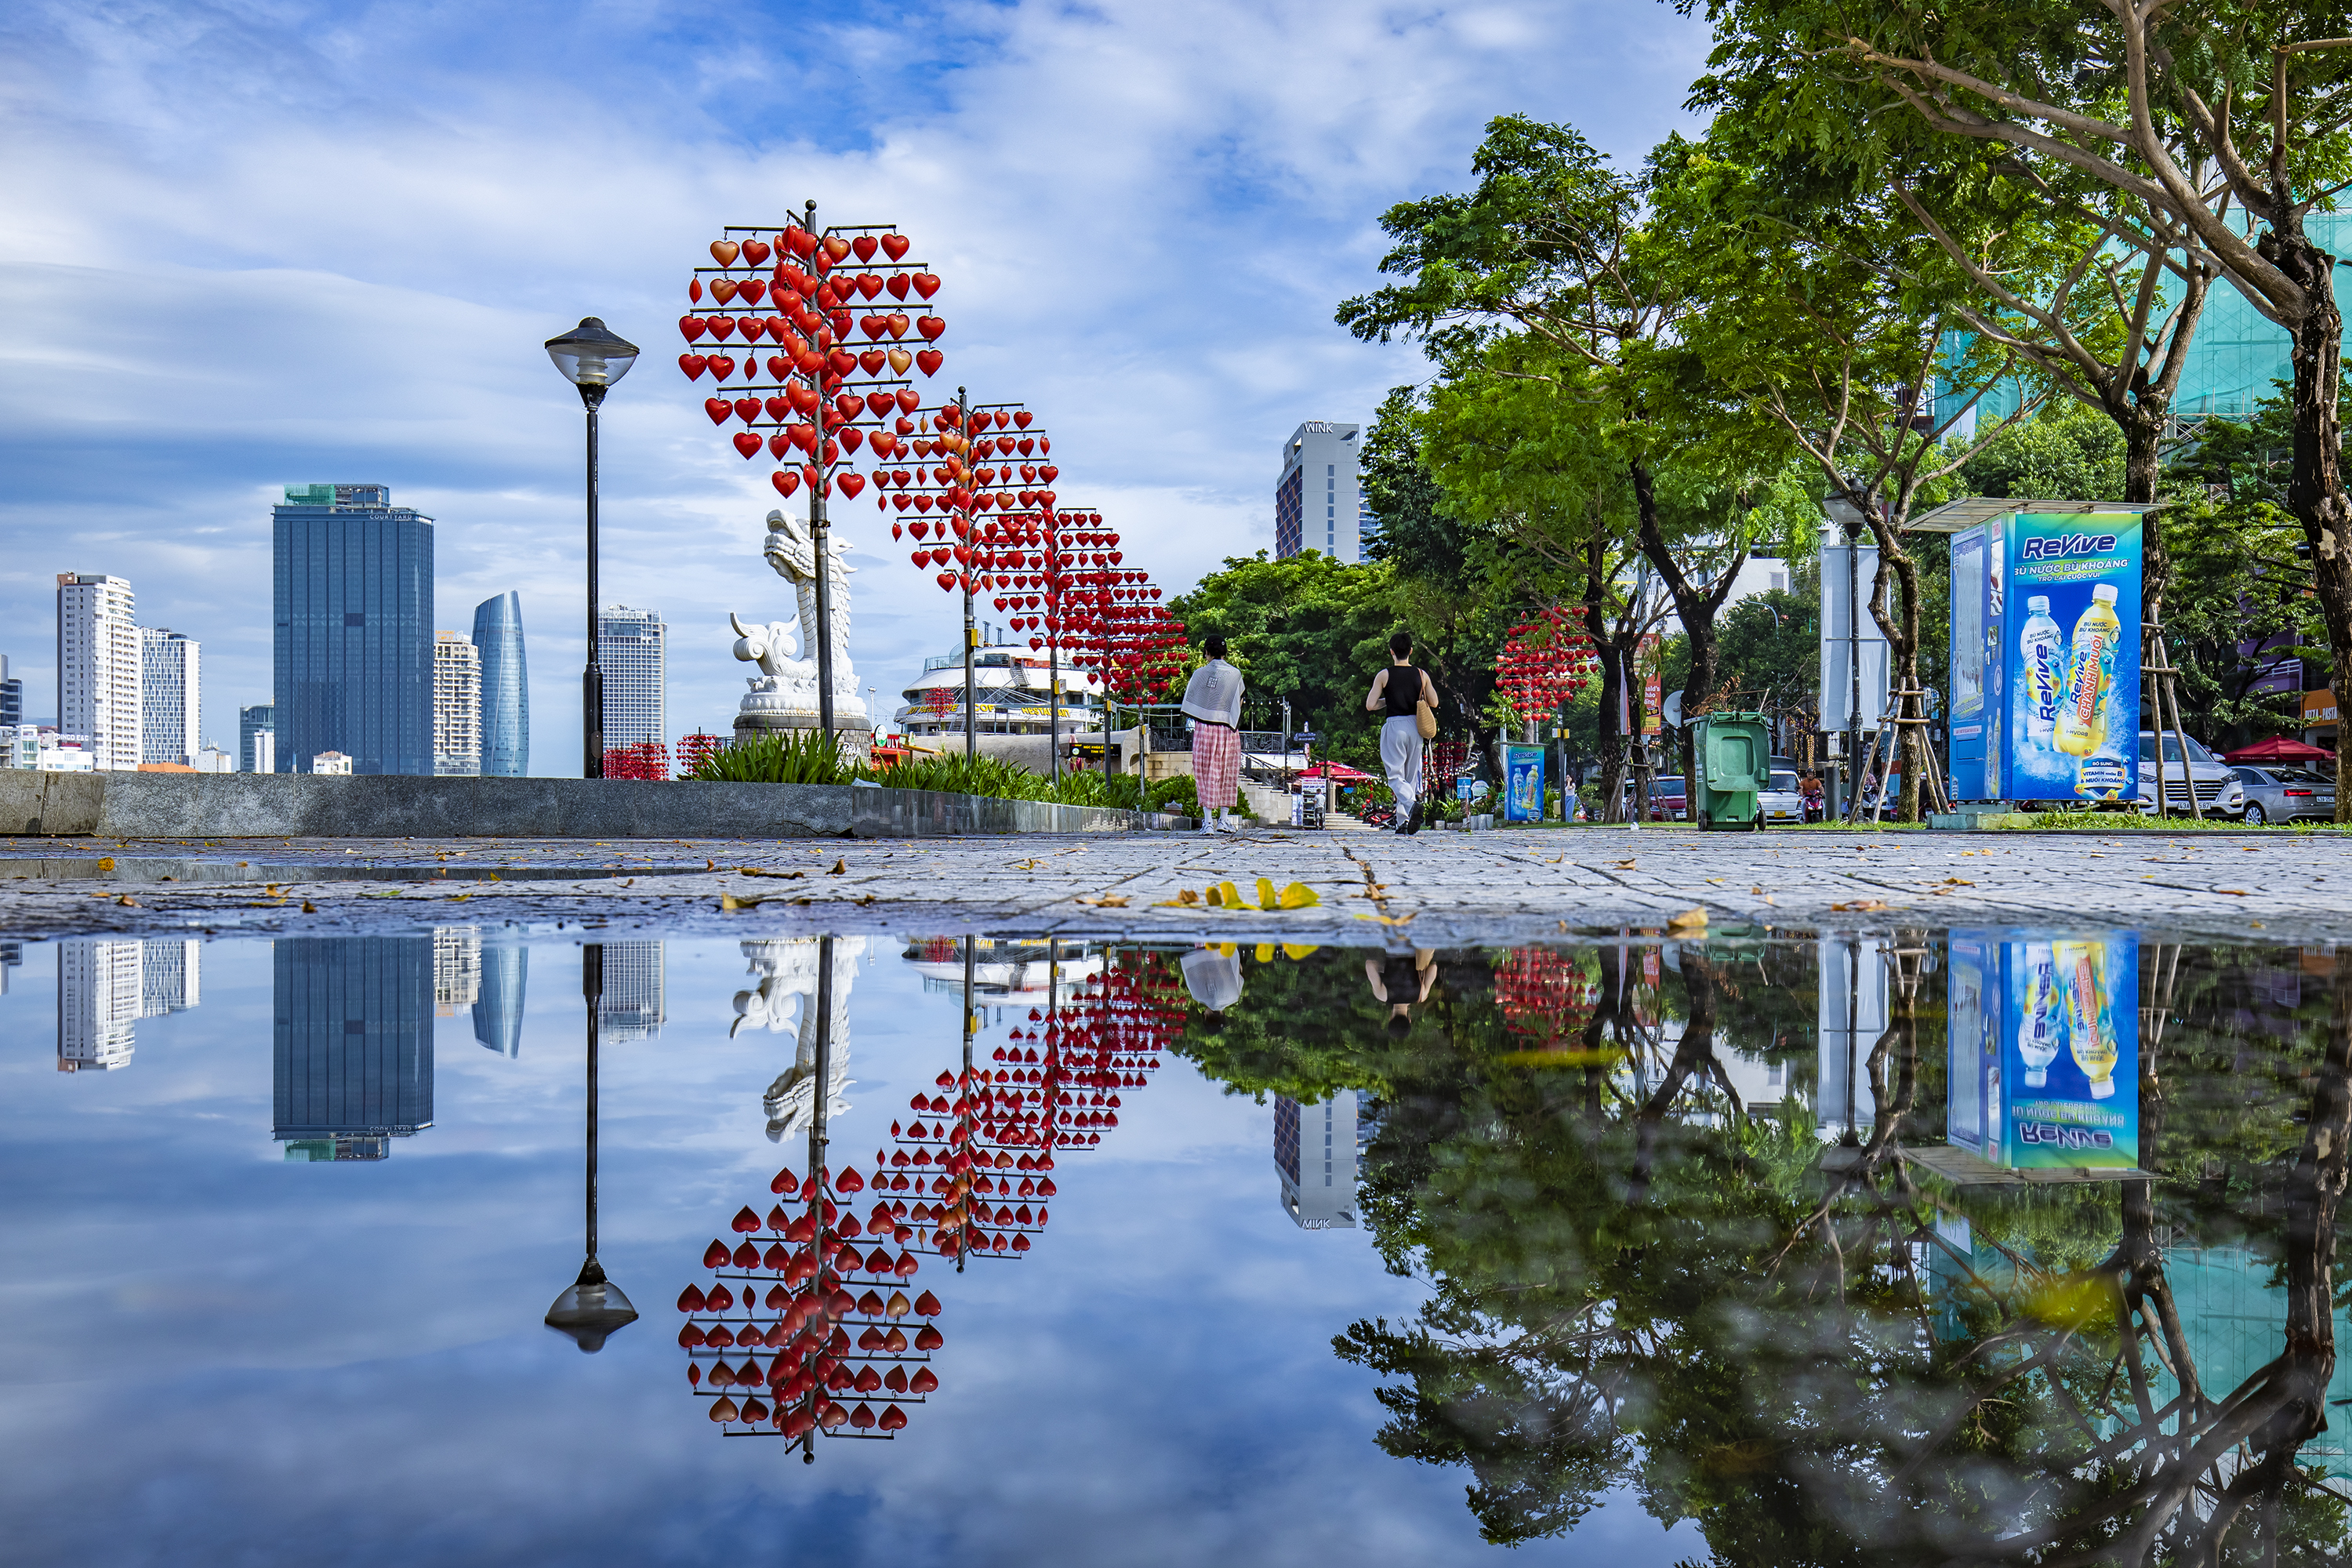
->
7 924 2352 1563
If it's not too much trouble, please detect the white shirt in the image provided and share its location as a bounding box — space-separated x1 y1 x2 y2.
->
1181 659 1244 727
1181 949 1243 1010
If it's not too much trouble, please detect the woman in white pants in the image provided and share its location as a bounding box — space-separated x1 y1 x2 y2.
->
1364 630 1430 835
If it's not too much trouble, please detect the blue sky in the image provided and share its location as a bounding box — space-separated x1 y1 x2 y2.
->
0 0 1710 768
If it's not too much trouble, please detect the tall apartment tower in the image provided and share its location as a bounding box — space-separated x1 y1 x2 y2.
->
139 628 200 766
272 484 434 775
0 654 21 729
432 633 481 776
471 591 530 777
1273 422 1363 564
57 941 143 1072
274 935 435 1161
472 939 528 1056
598 606 666 750
239 703 276 775
596 940 666 1043
56 573 142 771
1273 1091 1359 1229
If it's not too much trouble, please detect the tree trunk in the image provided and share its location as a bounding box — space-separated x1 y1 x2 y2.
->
1631 460 1746 824
1579 524 1632 824
2122 408 2173 623
1860 524 1926 822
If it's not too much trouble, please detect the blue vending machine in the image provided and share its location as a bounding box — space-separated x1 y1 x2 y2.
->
1948 510 2143 804
1947 931 2140 1173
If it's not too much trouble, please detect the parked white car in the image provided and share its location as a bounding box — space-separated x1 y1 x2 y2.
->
2135 731 2245 818
1759 768 1803 824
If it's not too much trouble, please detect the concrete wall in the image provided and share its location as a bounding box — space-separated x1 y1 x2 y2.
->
0 771 1189 840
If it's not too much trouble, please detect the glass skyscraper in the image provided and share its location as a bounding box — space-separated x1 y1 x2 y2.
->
470 591 529 777
272 484 434 775
274 935 434 1161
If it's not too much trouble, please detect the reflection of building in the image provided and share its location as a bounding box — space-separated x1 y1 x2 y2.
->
139 628 199 766
272 483 435 776
432 632 481 776
472 940 528 1056
471 591 529 778
433 926 481 1014
597 606 666 750
1817 935 1890 1139
57 941 142 1071
140 939 200 1018
274 936 434 1160
597 941 666 1042
0 938 20 996
56 572 142 771
1275 1091 1359 1229
2149 1245 2352 1480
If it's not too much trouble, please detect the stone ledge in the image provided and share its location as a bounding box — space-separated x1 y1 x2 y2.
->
0 771 1186 840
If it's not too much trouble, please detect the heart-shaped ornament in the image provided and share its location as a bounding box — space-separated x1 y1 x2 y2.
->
851 235 878 262
768 433 793 459
915 316 946 342
739 278 768 306
733 396 760 423
742 238 773 267
710 239 742 266
706 353 737 379
938 572 959 591
704 397 731 425
679 314 708 342
840 427 864 452
828 348 857 376
857 274 884 300
706 317 737 341
733 431 763 459
711 278 739 304
680 354 709 379
879 233 910 261
767 354 792 379
885 274 910 300
822 235 851 262
915 349 942 376
838 473 867 499
772 470 801 497
858 350 887 375
887 348 912 375
911 273 942 299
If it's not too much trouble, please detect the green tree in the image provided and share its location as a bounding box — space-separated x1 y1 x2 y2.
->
1164 552 1399 757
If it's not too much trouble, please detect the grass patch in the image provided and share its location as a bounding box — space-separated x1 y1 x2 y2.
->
682 734 1204 814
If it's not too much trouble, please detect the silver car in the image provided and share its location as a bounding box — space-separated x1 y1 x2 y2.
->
1759 768 1803 824
2230 764 2337 826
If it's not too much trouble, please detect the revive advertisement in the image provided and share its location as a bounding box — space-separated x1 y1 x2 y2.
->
1948 512 2143 803
1947 932 2139 1171
1501 744 1545 823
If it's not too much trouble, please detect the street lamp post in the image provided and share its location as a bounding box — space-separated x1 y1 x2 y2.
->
545 318 641 779
545 943 638 1352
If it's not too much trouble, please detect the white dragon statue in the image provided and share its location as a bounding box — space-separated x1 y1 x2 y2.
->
729 506 868 733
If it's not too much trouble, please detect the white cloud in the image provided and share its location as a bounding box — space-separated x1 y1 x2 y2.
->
0 0 1708 764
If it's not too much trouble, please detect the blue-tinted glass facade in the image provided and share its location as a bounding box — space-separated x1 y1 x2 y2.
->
471 591 529 777
238 702 274 774
272 483 434 775
273 936 434 1159
471 941 528 1056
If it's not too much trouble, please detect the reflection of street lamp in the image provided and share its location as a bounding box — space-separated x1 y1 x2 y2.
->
544 318 641 780
546 944 638 1352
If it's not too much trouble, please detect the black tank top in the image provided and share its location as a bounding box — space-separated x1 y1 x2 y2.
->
1381 953 1421 1000
1384 666 1424 717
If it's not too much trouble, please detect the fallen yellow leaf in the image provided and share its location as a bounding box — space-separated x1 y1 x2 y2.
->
1666 907 1708 931
1279 881 1320 909
1074 894 1130 908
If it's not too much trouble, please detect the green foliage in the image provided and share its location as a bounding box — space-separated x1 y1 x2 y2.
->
1957 403 2129 503
1167 551 1403 756
684 728 848 784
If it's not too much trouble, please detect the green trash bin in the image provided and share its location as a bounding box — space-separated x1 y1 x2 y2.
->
1690 711 1769 830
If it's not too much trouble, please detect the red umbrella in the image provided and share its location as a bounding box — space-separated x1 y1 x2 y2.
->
2222 735 2334 764
1301 761 1375 782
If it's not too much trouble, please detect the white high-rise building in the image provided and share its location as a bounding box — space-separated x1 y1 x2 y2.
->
597 940 666 1043
140 939 201 1017
56 573 142 771
58 941 143 1072
433 632 482 776
598 606 666 752
433 926 482 1015
1274 422 1363 564
139 627 200 766
1274 1091 1359 1229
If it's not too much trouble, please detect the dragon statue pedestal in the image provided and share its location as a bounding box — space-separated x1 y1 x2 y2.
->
729 508 873 766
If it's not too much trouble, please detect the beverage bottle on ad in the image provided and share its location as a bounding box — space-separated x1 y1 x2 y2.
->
2055 939 2119 1098
2020 596 2061 747
2020 942 2063 1087
2055 585 2122 759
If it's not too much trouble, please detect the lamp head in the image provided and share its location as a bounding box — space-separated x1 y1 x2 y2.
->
545 318 641 408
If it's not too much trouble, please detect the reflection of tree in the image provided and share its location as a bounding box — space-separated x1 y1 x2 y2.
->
1190 937 2352 1563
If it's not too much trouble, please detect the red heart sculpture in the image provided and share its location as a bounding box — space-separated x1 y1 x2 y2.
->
788 384 818 413
938 572 959 591
707 353 737 379
1012 411 1033 429
733 432 762 459
707 318 737 341
893 495 911 511
768 433 793 459
688 278 703 303
880 233 910 261
858 314 882 340
895 388 921 414
704 397 731 425
911 273 942 299
892 467 910 485
1029 637 1044 651
840 427 864 452
772 470 801 497
885 274 911 300
856 274 883 300
911 520 931 539
891 523 904 540
782 225 814 257
839 473 866 499
710 239 742 266
915 316 946 342
734 397 760 423
856 349 884 375
762 395 789 420
731 315 760 339
916 350 943 376
913 495 933 512
680 354 709 379
1040 466 1058 482
679 314 709 342
739 278 768 306
851 235 878 262
1109 551 1123 564
911 549 931 568
828 349 857 376
860 390 891 417
743 238 773 267
828 309 851 338
822 236 851 262
765 354 790 379
795 349 824 376
711 278 739 304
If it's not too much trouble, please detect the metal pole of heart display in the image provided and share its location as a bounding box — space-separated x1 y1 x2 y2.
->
958 387 975 759
681 212 945 756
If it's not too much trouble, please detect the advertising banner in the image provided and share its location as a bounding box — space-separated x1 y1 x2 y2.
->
1501 743 1545 822
1948 512 2143 803
1947 931 2139 1172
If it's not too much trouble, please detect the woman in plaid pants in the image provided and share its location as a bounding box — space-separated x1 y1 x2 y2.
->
1182 634 1245 832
